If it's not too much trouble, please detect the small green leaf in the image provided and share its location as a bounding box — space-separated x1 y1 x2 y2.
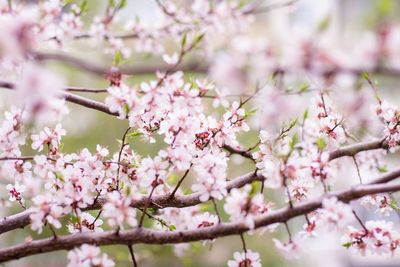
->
342 242 352 249
289 117 298 128
316 136 326 150
245 108 258 118
249 182 258 196
118 0 127 9
299 83 309 93
362 72 370 81
125 184 131 195
70 215 79 224
169 224 176 231
377 165 388 173
289 133 299 150
193 33 205 46
80 0 89 13
181 34 187 48
303 108 309 121
127 130 142 138
389 199 400 211
378 0 392 16
123 103 130 115
108 0 115 8
318 16 331 32
113 50 122 66
55 172 65 182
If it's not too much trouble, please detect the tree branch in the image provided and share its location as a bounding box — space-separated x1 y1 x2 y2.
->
1 180 400 263
32 52 207 76
0 172 264 235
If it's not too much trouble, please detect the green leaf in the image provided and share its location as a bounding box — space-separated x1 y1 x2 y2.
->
167 173 178 184
181 34 187 48
289 133 299 150
389 199 400 211
316 136 326 150
127 130 143 138
287 117 298 131
377 165 388 173
303 108 309 121
299 82 309 93
108 0 115 8
113 50 122 66
362 72 370 81
70 215 79 224
193 33 205 46
80 0 89 13
125 184 131 195
169 224 176 231
123 103 130 115
245 108 258 118
342 242 352 249
318 16 331 32
118 0 127 9
55 172 65 182
249 182 258 196
378 0 392 16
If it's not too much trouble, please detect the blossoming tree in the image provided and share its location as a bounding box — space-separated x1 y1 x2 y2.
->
1 0 400 266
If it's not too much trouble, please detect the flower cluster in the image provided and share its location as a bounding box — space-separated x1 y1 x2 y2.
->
343 220 400 256
376 101 400 148
224 185 273 229
319 197 354 231
67 244 115 267
227 250 262 267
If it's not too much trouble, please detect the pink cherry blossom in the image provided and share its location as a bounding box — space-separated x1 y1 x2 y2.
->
67 244 115 267
227 250 262 267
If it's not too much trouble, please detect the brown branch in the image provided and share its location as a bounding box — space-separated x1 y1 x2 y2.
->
32 52 207 76
62 92 118 115
328 138 387 160
26 51 400 78
1 181 400 263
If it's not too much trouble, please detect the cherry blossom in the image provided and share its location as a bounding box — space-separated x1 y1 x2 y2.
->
6 182 25 204
343 220 400 256
319 197 354 231
30 194 64 234
224 185 272 229
67 244 115 267
67 212 103 233
102 191 137 229
376 101 400 148
272 238 301 259
31 123 66 153
227 250 262 267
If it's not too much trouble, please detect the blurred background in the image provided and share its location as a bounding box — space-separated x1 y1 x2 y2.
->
2 0 400 266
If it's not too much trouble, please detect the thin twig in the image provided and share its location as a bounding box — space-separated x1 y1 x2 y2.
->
128 245 138 267
211 199 221 224
353 156 363 184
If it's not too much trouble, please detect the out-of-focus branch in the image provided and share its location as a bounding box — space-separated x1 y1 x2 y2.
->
32 52 207 76
1 179 400 263
0 81 118 115
28 51 400 78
